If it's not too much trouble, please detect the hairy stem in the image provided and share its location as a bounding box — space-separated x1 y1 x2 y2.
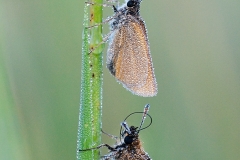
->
77 0 103 159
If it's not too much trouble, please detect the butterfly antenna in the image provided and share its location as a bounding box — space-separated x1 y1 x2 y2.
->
119 104 152 141
138 104 150 132
121 121 131 134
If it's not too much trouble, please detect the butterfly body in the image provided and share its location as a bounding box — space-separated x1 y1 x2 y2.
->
101 126 151 160
79 104 153 160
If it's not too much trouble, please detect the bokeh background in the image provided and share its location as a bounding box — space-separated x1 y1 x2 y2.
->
1 0 240 159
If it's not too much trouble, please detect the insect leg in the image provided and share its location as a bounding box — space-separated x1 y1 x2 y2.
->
85 3 120 29
79 143 117 152
101 129 118 141
85 1 114 8
85 14 116 29
84 1 120 53
88 29 115 54
101 154 115 160
105 0 119 3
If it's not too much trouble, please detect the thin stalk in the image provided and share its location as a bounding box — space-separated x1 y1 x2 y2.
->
77 0 103 159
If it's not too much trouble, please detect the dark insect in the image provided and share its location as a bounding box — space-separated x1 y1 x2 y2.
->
87 0 158 97
79 104 152 160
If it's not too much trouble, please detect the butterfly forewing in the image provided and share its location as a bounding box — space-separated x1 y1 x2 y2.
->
127 19 158 96
107 21 149 88
107 19 157 96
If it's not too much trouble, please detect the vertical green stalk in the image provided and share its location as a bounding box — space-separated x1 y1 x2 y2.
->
77 0 103 160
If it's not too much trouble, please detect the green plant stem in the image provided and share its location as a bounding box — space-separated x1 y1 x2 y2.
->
77 0 103 160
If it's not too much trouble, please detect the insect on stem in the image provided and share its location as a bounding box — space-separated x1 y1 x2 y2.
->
79 104 153 160
86 0 158 97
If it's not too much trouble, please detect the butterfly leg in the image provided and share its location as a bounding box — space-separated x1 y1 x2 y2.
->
101 129 118 141
85 1 120 29
79 143 117 152
88 29 115 54
84 1 119 53
85 13 117 30
100 154 114 160
85 1 114 8
105 0 119 3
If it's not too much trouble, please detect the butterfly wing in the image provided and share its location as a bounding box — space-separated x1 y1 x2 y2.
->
127 19 158 97
107 19 157 97
107 21 149 87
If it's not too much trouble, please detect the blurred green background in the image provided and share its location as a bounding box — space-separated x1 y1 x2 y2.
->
1 0 240 160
